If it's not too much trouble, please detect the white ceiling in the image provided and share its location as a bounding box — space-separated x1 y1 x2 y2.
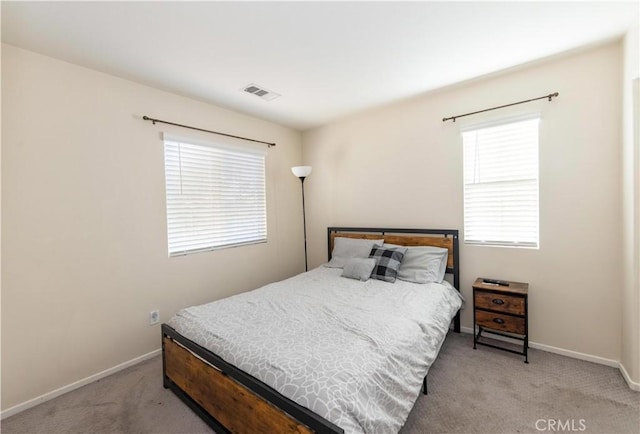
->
2 1 638 130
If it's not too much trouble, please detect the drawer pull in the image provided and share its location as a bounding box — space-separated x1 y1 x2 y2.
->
492 298 505 305
493 318 505 325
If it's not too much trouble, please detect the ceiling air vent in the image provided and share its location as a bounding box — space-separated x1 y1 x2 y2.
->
242 83 281 101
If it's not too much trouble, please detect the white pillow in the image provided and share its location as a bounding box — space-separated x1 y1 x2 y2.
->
384 243 449 283
325 237 384 268
341 257 377 281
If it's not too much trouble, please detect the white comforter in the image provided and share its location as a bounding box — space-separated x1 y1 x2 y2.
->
168 266 462 434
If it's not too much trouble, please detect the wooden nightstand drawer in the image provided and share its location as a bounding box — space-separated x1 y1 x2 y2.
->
474 291 524 315
475 310 525 335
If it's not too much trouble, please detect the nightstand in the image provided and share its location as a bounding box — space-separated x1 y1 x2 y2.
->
473 278 529 363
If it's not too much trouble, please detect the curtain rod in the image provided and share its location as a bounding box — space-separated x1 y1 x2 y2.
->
442 92 559 123
142 115 276 147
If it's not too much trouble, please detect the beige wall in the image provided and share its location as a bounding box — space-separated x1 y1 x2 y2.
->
1 44 305 410
621 22 640 384
303 42 624 363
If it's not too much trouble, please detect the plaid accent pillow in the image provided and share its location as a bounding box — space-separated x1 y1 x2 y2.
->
369 246 408 283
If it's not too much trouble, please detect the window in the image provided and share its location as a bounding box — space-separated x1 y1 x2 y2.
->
462 115 540 248
163 134 267 256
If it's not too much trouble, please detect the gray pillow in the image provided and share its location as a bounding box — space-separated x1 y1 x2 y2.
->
341 258 377 281
325 237 384 268
384 244 449 283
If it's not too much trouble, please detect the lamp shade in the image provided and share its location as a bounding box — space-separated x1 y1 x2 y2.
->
291 166 312 178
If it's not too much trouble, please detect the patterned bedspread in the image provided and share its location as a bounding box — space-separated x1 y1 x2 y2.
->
168 266 462 434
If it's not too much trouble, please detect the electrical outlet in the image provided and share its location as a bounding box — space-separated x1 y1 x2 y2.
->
149 310 160 325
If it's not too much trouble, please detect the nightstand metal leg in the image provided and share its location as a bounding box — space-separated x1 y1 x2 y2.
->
474 326 483 350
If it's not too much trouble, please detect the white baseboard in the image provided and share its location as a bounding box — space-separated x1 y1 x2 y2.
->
619 361 640 391
0 348 161 420
460 326 639 391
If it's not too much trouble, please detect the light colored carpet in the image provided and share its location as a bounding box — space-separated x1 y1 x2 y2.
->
2 333 638 433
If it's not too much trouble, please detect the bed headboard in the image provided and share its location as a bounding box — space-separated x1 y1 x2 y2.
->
327 227 461 332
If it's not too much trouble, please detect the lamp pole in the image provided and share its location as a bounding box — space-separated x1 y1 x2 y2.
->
291 166 312 271
300 176 308 271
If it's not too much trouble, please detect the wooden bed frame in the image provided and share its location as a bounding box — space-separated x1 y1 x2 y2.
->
162 227 461 434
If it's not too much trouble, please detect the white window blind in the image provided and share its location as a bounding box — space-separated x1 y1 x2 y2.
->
163 135 267 257
462 115 540 248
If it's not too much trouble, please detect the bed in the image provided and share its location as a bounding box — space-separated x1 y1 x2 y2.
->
162 227 462 434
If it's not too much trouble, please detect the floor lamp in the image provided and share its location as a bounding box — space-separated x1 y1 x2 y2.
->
291 166 312 271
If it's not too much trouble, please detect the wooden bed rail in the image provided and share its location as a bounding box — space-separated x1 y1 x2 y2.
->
162 324 344 434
